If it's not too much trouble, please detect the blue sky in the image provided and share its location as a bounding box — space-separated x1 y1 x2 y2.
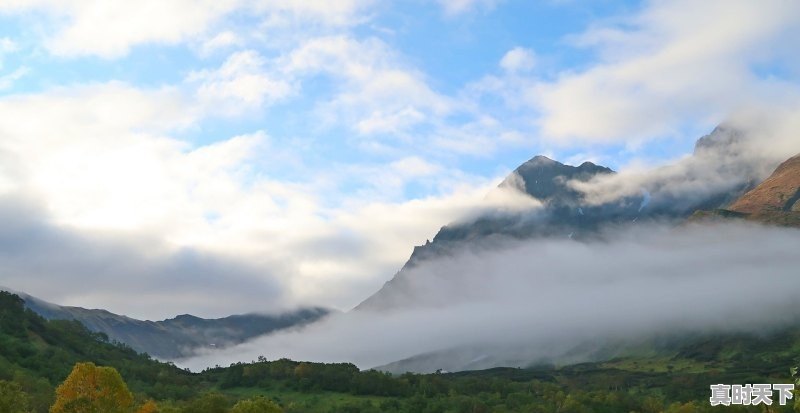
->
0 0 798 318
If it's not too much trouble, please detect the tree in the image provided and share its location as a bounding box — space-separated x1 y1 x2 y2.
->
230 396 283 413
50 362 133 413
181 392 228 413
136 400 159 413
0 380 31 413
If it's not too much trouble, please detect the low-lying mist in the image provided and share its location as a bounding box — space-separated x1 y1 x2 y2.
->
178 222 800 373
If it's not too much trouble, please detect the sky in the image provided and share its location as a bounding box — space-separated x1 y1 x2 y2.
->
0 0 799 319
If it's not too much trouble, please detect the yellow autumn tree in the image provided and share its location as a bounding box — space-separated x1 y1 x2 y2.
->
136 400 158 413
50 362 134 413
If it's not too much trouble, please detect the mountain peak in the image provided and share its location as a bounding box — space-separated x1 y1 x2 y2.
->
171 314 202 322
500 155 613 204
694 124 746 155
524 155 560 166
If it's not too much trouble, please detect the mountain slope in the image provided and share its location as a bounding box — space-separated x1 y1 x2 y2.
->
692 153 800 227
729 153 800 225
6 289 330 360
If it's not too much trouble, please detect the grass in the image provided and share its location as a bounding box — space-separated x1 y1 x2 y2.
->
599 356 711 374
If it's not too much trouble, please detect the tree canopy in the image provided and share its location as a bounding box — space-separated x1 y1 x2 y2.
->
230 396 283 413
0 380 31 413
50 362 133 413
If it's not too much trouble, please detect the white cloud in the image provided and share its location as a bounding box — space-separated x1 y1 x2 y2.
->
0 1 241 58
0 81 516 314
199 31 242 56
390 156 441 178
0 66 27 90
529 0 800 144
282 36 453 136
499 47 535 73
0 37 20 72
180 223 800 370
0 37 17 53
189 50 293 114
0 0 375 58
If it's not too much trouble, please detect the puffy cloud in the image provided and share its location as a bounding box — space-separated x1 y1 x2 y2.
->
281 36 453 136
0 81 514 316
530 0 800 144
0 0 375 58
0 197 284 320
0 66 27 91
199 31 243 56
499 47 535 73
0 0 240 58
189 50 293 113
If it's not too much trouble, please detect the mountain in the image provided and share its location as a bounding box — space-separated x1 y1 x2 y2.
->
356 126 762 312
353 126 798 373
4 288 330 360
355 155 633 311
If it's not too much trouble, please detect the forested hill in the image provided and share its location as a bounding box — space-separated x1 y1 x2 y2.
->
0 291 196 411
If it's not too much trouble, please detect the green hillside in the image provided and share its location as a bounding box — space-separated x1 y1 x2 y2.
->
2 291 798 412
0 291 200 411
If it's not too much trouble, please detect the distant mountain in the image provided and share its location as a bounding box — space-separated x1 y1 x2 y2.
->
4 288 330 360
356 126 762 312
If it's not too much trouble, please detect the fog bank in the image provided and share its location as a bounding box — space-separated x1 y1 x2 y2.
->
178 222 800 372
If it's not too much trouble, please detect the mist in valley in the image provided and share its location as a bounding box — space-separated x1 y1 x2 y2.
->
178 221 800 373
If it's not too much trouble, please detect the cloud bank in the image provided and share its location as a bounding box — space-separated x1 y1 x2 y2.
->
179 222 800 372
566 108 800 216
